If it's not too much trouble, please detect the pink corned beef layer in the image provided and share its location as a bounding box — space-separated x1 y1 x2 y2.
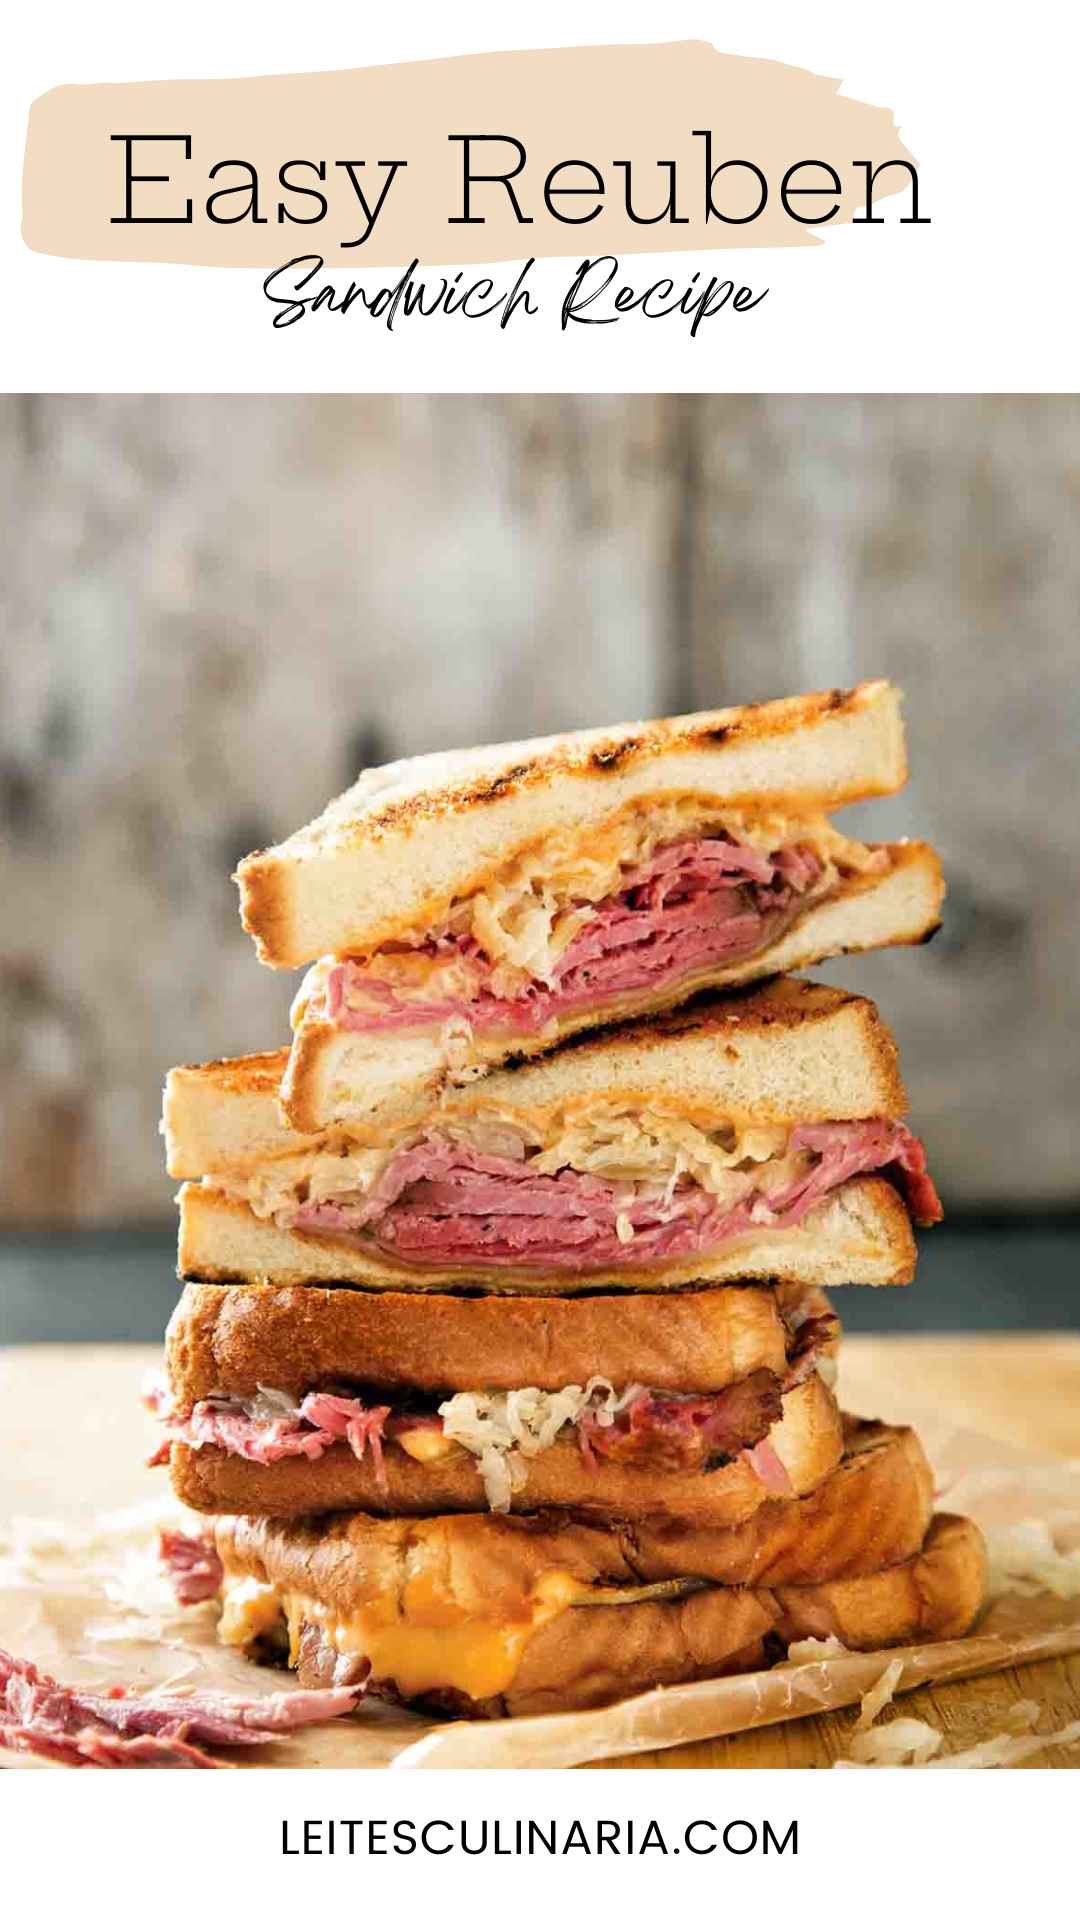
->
322 834 823 1035
291 1119 942 1271
173 1393 391 1470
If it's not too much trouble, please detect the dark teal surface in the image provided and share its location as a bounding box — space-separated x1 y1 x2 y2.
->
0 1222 1076 1343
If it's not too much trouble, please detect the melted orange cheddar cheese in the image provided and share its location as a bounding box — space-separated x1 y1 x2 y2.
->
219 1568 702 1702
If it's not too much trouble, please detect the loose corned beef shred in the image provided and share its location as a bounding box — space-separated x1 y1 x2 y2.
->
297 1394 391 1491
181 1399 333 1465
159 1529 224 1605
292 1117 941 1270
322 832 823 1036
161 1393 392 1489
0 1644 364 1770
0 1719 230 1769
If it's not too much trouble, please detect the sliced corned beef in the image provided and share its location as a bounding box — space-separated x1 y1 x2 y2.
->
322 833 823 1035
160 1393 391 1480
290 1118 941 1270
578 1369 782 1471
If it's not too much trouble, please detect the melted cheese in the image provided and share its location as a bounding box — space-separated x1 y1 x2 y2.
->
329 1612 540 1700
314 1567 581 1700
395 1426 459 1464
219 1569 702 1701
219 1575 286 1649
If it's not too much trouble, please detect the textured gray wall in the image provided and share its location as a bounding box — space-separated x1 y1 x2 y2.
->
1 394 1077 1223
686 397 1080 1206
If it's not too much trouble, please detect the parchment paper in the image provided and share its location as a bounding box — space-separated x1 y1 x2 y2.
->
3 1406 1078 1769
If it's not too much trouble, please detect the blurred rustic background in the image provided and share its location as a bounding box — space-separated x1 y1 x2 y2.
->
1 394 1078 1333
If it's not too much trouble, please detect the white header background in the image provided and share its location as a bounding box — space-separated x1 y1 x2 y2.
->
4 0 1079 392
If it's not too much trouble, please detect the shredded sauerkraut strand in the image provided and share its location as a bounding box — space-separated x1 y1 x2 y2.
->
438 1380 644 1512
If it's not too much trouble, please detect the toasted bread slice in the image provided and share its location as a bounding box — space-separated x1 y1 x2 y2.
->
172 1370 843 1527
203 1418 931 1591
772 1513 988 1652
236 681 907 968
164 1050 296 1177
177 1172 916 1294
280 843 941 1135
164 977 907 1174
165 1279 800 1403
613 1416 937 1589
212 1507 985 1719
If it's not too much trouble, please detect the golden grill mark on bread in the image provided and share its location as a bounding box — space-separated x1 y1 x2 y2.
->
241 683 902 861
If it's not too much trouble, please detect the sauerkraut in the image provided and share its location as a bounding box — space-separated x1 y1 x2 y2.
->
984 1520 1080 1600
841 1700 1080 1770
438 1380 644 1512
211 1105 796 1228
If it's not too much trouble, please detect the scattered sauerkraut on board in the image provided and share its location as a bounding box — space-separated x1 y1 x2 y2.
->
839 1699 1080 1770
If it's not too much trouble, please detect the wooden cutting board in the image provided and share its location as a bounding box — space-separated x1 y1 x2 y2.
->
1 1335 1078 1768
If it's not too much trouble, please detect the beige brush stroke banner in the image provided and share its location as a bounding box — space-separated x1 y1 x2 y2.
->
23 42 917 268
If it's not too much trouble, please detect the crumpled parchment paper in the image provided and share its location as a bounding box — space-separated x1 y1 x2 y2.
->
2 1357 1078 1769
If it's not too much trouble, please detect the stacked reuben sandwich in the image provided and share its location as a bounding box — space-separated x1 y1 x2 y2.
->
155 681 987 1720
